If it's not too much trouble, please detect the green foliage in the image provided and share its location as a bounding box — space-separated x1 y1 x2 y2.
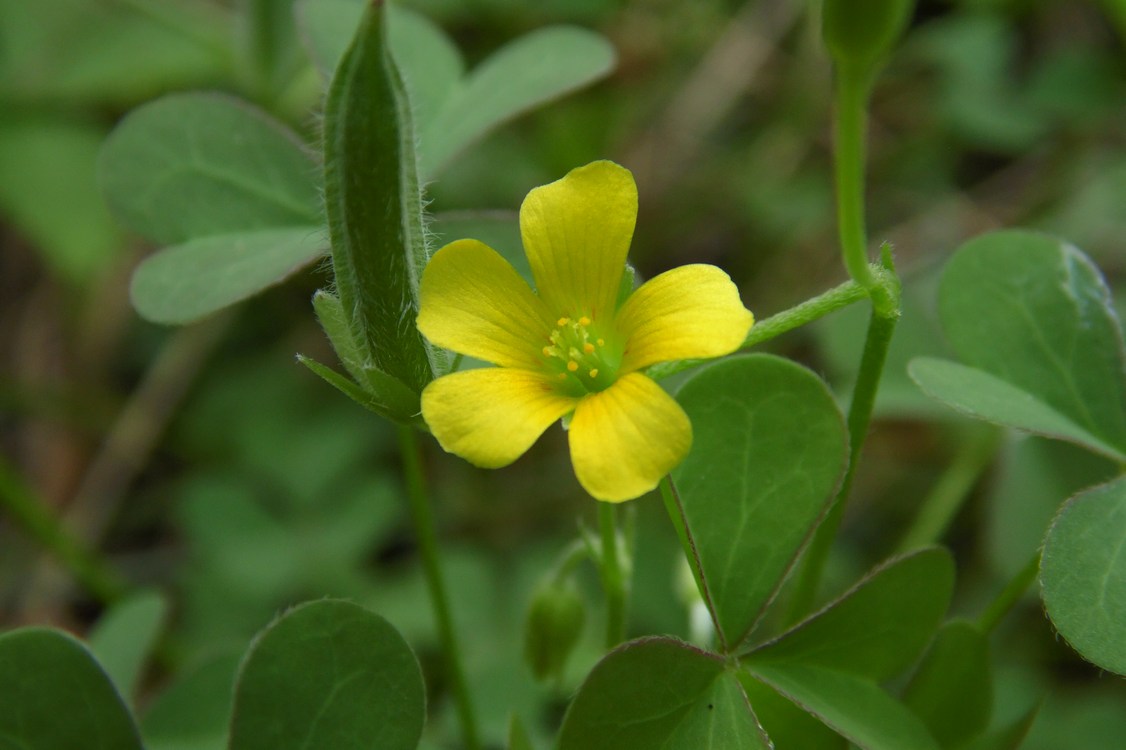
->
557 637 770 750
1040 476 1126 676
522 577 586 682
910 230 1126 461
903 621 993 748
228 600 426 750
671 354 848 650
0 628 144 749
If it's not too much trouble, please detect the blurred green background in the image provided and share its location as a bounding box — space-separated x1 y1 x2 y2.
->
1 0 1124 747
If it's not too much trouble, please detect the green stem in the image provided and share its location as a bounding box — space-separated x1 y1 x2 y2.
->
598 502 627 648
835 68 875 285
978 551 1040 634
0 456 125 603
397 427 480 750
896 426 1002 553
787 300 899 622
660 476 725 652
647 275 872 381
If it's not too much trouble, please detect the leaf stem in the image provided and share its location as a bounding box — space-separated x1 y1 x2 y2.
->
0 455 126 603
659 476 726 652
647 274 873 381
786 293 899 622
397 426 480 750
896 425 1002 553
598 502 627 649
978 551 1041 634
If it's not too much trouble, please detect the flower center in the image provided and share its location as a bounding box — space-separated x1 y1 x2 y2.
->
541 315 620 394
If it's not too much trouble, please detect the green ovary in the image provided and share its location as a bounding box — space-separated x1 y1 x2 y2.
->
541 315 621 395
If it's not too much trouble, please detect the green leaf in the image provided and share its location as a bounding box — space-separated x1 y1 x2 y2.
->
228 600 426 750
0 114 122 284
419 25 615 175
930 230 1126 455
671 354 848 650
141 653 241 750
99 92 320 245
557 637 771 750
297 354 421 424
88 590 169 704
902 620 992 748
0 627 144 749
908 358 1126 463
738 673 846 750
745 548 954 681
744 664 941 750
323 1 438 393
1040 475 1126 676
129 227 326 324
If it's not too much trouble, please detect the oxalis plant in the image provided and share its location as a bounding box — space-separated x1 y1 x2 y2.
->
2 0 1125 748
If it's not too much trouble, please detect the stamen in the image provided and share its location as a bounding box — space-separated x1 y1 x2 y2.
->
557 317 570 326
597 338 605 347
578 316 591 326
567 361 579 372
583 343 595 354
542 346 553 357
589 369 599 378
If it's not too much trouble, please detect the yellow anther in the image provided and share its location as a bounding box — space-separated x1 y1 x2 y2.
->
589 369 599 378
583 343 595 354
567 361 579 372
578 316 591 326
596 338 605 347
542 346 553 357
557 317 570 326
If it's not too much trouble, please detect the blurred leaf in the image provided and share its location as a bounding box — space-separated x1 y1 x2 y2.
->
129 227 326 324
1040 475 1126 676
960 705 1039 750
744 664 941 750
557 637 771 750
745 548 954 681
986 435 1118 580
419 26 615 175
911 230 1126 459
100 92 320 245
671 354 848 651
237 0 308 101
88 590 169 704
323 2 438 393
0 627 144 749
903 620 992 748
738 673 846 750
0 114 123 283
142 653 242 750
909 358 1126 463
228 600 426 750
0 0 229 105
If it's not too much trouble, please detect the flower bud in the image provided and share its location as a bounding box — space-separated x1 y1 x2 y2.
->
822 0 915 72
523 579 585 682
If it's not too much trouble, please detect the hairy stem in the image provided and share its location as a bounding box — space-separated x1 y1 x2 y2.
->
598 502 627 648
978 551 1040 634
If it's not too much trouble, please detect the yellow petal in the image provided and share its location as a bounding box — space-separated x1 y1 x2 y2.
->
418 239 554 368
421 367 575 468
568 373 692 502
519 161 637 321
616 264 753 373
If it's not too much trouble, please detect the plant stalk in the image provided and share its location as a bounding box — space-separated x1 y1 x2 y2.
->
397 427 480 750
978 551 1041 634
598 502 627 649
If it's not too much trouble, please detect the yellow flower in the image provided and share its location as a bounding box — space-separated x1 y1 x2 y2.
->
417 161 753 502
